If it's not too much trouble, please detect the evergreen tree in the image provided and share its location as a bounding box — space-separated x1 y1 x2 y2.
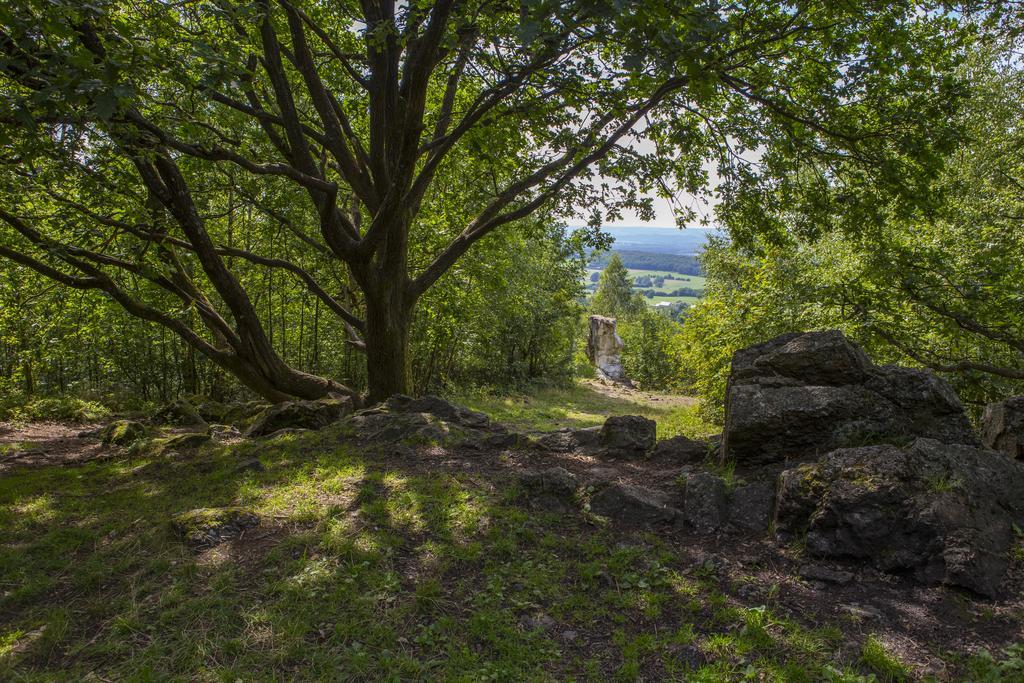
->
591 254 645 320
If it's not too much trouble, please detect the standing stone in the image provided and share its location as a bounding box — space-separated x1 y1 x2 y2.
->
587 315 627 382
981 396 1024 459
682 472 728 534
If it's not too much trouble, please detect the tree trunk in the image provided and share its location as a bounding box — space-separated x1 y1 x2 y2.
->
364 285 413 404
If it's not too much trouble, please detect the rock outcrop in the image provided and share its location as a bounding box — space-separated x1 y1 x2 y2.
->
347 394 512 448
722 330 978 465
982 395 1024 459
587 315 627 382
775 438 1024 597
247 398 353 437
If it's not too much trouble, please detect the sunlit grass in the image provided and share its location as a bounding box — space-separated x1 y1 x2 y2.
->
452 379 716 439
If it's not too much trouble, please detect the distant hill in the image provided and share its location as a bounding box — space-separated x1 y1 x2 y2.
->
600 226 722 255
581 226 721 275
589 250 702 275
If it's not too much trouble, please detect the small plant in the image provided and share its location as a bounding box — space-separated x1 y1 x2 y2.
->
926 472 964 494
860 634 911 682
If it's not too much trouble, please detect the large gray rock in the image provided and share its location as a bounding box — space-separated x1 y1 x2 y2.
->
774 438 1024 597
519 467 579 513
535 426 601 453
982 395 1024 459
599 415 656 459
247 398 352 437
587 315 627 382
386 394 490 428
590 484 678 525
682 472 728 534
650 435 708 463
727 481 775 532
722 331 978 465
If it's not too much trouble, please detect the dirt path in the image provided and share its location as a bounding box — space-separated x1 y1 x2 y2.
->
579 378 698 409
0 421 108 473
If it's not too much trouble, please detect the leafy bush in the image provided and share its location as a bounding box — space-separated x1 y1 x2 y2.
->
0 396 111 423
619 311 686 391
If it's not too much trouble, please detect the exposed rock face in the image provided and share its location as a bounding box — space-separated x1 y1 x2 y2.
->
775 438 1024 597
385 394 490 428
348 394 509 447
727 481 775 532
247 398 353 437
982 395 1024 459
535 427 601 453
650 435 708 463
589 484 678 525
722 331 978 465
682 472 728 534
587 315 627 382
519 467 579 513
599 415 656 459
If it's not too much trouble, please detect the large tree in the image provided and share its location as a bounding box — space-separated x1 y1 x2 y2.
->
0 0 966 402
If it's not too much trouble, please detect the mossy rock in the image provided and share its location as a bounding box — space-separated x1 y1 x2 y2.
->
160 432 211 452
171 507 259 549
152 399 206 427
102 420 147 446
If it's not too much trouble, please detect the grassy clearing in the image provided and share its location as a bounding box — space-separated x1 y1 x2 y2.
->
452 380 715 440
0 422 936 681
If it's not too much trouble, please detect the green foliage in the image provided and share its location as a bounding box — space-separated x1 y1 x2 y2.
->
860 635 911 682
0 396 111 424
0 420 948 680
964 643 1024 681
412 221 586 392
619 310 686 391
677 46 1024 420
590 254 646 320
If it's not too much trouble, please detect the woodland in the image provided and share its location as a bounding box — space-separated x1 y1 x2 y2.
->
2 0 1024 680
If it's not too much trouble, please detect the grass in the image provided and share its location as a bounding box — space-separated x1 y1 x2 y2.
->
451 380 716 440
0 416 940 681
860 634 911 682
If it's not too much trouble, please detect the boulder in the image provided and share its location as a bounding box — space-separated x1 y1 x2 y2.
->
727 481 775 532
590 484 678 525
171 507 259 550
981 395 1024 459
722 331 978 465
586 315 628 382
535 426 601 453
160 432 211 451
650 435 708 463
247 398 352 437
385 394 490 429
152 399 207 427
774 438 1024 597
350 410 448 443
799 564 854 586
519 467 580 513
682 472 728 534
599 415 656 459
102 420 146 446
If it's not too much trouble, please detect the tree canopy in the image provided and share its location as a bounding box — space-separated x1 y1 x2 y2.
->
0 0 970 402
